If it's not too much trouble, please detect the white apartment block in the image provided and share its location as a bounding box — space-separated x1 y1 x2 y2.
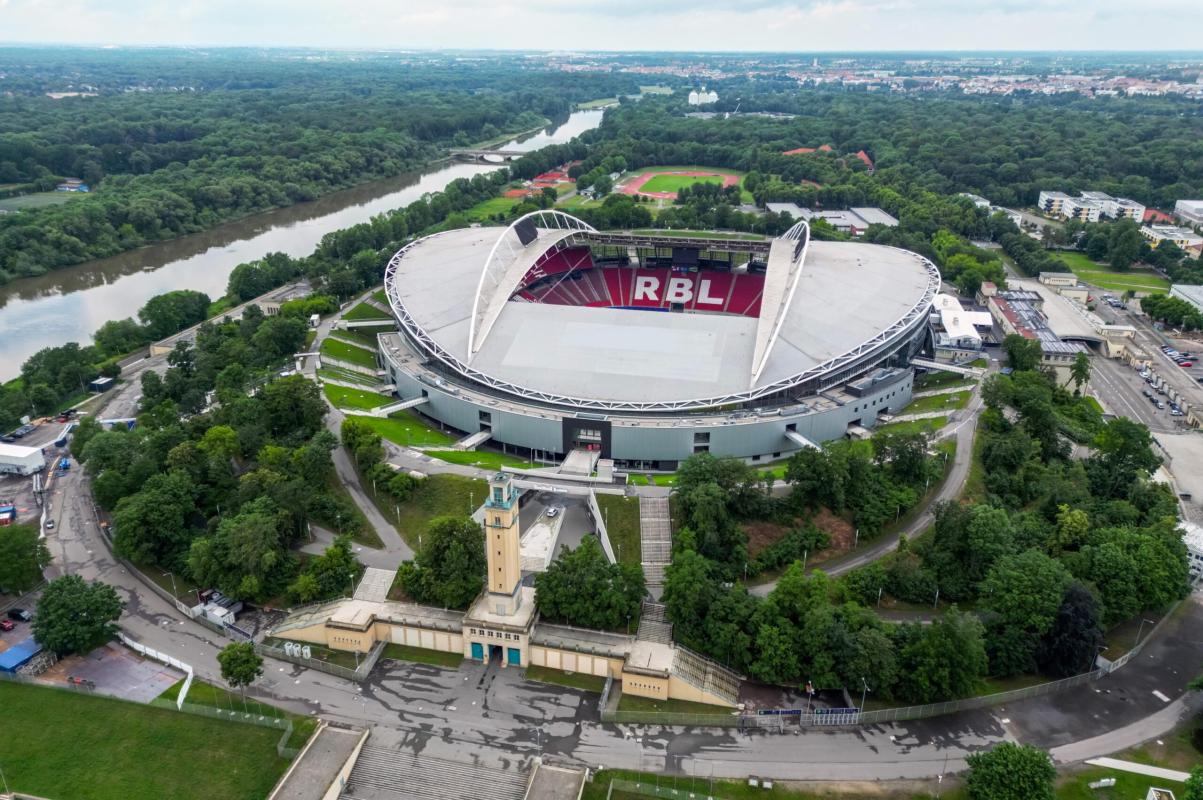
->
1174 199 1203 226
1038 190 1145 222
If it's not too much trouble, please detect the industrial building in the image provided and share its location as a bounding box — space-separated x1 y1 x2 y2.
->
0 443 46 476
763 204 899 236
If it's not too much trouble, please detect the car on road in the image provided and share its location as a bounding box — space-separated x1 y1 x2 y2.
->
6 608 32 623
45 520 55 530
545 507 560 518
0 619 14 632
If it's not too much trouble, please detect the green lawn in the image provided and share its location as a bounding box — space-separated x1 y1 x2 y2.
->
342 301 392 321
0 191 80 211
525 665 607 693
627 473 679 486
875 416 948 436
583 769 888 800
324 475 384 548
1054 251 1171 292
420 448 536 471
320 337 378 368
318 366 381 387
323 383 393 410
638 85 673 94
157 678 316 750
640 173 725 194
381 643 463 669
329 328 388 349
347 410 456 448
914 370 976 391
0 681 290 800
389 473 489 552
596 493 641 567
902 390 971 414
616 693 734 715
464 195 520 221
371 288 388 305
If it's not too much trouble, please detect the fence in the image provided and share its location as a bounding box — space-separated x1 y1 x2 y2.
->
588 490 618 564
118 632 194 709
255 639 385 683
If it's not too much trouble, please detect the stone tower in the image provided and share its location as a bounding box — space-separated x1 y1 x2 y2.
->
483 472 522 615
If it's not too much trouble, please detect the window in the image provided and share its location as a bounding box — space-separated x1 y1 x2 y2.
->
693 431 710 444
479 410 492 423
693 445 709 454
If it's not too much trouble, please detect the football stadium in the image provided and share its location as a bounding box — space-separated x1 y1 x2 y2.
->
380 210 941 471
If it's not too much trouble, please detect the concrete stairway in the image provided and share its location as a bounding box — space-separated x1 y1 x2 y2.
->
453 430 492 451
639 497 672 594
637 601 673 645
341 745 528 800
671 646 741 708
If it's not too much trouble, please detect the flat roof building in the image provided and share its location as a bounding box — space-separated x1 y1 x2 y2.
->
1142 224 1203 257
1173 199 1203 226
1170 285 1203 314
0 442 46 476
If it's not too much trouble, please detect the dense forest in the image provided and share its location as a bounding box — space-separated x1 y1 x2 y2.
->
0 50 637 284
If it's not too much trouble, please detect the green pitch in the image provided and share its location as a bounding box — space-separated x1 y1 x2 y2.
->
638 174 726 194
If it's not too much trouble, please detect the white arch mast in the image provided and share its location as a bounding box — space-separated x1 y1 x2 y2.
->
467 210 595 356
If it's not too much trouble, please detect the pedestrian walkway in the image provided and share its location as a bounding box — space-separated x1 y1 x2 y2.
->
353 568 395 603
639 497 672 595
341 745 527 800
1083 757 1191 783
637 601 673 645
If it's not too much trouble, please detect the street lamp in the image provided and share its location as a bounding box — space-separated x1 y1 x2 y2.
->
859 677 870 714
162 570 178 599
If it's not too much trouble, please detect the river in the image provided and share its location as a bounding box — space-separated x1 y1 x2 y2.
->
0 108 603 379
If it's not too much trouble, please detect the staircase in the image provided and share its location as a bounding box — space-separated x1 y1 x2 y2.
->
637 601 673 645
671 646 741 708
341 746 528 800
639 497 672 595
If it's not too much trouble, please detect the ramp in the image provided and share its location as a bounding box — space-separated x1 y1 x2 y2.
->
366 396 429 418
454 430 492 451
785 429 820 450
353 568 395 603
911 357 985 378
559 448 599 476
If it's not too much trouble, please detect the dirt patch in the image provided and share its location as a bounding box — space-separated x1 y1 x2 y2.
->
743 519 793 558
813 508 855 552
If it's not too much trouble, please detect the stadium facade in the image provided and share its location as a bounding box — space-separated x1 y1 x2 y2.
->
380 211 940 470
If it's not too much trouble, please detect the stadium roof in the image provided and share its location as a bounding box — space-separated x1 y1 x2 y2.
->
385 213 939 411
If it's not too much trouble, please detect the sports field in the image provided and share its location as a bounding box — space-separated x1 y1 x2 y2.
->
618 166 742 200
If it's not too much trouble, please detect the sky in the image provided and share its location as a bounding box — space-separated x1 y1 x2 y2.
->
1 0 1202 52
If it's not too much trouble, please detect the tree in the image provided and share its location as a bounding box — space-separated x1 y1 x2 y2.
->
965 742 1055 800
33 575 124 655
535 536 644 632
1185 767 1203 800
1037 582 1104 678
982 550 1071 638
1002 333 1043 373
395 516 486 609
1107 221 1143 271
1068 352 1091 393
1086 417 1161 500
0 524 52 593
896 608 987 703
288 535 361 603
217 642 264 704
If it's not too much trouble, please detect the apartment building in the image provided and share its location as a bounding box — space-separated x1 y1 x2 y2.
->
1174 199 1203 226
1142 224 1203 257
1038 190 1145 222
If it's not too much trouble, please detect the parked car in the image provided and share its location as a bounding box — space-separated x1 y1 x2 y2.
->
45 520 55 530
546 507 560 518
7 608 32 622
1157 401 1166 410
0 619 14 632
1180 362 1194 368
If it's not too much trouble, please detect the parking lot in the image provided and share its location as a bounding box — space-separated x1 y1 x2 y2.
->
40 641 184 703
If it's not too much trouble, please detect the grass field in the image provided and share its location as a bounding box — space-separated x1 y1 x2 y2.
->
157 679 316 750
330 327 388 349
387 473 488 552
596 493 641 567
640 173 725 194
420 448 536 470
324 474 383 548
0 191 80 212
0 681 290 800
875 416 948 436
323 383 392 410
381 643 463 668
524 665 607 693
465 195 520 221
576 97 618 110
348 410 456 448
902 390 971 415
318 366 380 387
342 301 392 321
914 370 977 391
639 85 673 94
320 337 378 368
1054 251 1171 293
616 693 735 715
627 472 679 486
371 288 388 305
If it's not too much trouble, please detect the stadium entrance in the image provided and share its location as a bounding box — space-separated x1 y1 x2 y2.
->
563 418 611 458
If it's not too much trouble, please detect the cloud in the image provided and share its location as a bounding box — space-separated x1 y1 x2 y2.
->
0 0 1200 50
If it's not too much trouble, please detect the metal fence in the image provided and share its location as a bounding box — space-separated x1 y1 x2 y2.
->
255 639 385 683
606 777 724 799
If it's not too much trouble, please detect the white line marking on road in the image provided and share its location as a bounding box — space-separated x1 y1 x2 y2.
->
1152 689 1170 703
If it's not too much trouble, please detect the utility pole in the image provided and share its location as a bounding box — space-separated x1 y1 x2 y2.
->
859 677 870 713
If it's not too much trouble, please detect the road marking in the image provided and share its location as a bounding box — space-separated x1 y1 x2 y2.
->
1152 689 1170 703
